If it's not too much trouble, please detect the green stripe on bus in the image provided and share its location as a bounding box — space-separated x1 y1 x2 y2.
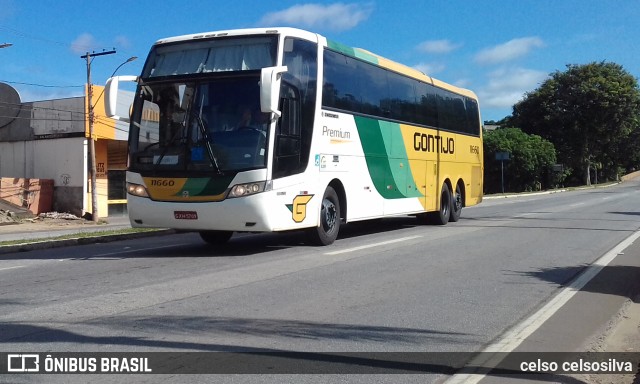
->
327 40 354 56
327 40 378 65
354 116 422 199
179 176 234 197
378 121 423 199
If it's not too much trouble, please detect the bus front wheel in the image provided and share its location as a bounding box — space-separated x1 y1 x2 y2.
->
199 230 233 245
306 186 341 246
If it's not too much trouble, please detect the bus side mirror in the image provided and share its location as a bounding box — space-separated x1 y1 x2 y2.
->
105 75 138 122
260 66 288 120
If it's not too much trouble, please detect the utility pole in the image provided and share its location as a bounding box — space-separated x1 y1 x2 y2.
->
81 50 116 222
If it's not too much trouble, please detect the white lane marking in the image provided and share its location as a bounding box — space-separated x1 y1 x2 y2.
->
324 235 422 256
445 228 640 384
569 202 586 207
0 265 25 272
516 212 537 218
93 243 191 257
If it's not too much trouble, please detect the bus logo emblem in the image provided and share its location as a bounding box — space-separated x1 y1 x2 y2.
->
287 195 314 223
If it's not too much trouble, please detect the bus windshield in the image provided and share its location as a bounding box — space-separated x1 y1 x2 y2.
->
143 36 277 77
128 35 278 174
129 76 270 173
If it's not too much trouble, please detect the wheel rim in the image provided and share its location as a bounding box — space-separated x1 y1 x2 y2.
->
454 187 462 212
321 198 337 233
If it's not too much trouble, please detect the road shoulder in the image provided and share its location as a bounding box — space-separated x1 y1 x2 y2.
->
573 297 640 384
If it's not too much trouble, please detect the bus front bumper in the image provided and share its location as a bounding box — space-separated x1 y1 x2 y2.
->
126 192 312 233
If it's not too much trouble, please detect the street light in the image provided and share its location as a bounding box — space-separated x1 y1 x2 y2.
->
93 56 137 107
81 52 137 222
114 56 138 73
0 43 13 49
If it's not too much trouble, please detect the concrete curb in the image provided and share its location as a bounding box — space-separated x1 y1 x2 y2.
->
0 229 177 256
484 182 620 200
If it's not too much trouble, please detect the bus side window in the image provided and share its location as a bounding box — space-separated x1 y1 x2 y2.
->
274 84 302 176
277 97 301 154
278 85 301 138
274 36 317 179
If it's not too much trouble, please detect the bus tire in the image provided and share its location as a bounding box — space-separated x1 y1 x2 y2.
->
431 183 452 225
450 182 462 222
199 230 233 245
306 186 341 246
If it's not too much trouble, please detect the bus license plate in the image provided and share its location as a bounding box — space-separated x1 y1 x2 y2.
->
174 211 198 220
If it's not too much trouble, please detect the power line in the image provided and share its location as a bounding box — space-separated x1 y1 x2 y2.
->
0 79 83 88
0 114 83 122
0 101 87 116
0 25 73 48
0 98 147 134
0 25 117 53
0 114 131 136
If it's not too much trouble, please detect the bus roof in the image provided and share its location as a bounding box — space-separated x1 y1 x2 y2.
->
329 43 477 100
153 27 317 45
152 27 478 100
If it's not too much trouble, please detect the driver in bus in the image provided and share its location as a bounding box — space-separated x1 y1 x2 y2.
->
237 105 269 133
157 86 183 144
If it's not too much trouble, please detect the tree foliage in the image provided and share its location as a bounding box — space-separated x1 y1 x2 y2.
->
484 127 557 193
509 62 640 185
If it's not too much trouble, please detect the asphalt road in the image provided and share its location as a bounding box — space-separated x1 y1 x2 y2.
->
2 179 640 384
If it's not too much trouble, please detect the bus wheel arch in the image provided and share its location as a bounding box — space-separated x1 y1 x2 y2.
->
306 180 345 246
328 179 347 222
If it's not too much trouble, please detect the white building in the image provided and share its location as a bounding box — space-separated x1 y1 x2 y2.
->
0 82 133 218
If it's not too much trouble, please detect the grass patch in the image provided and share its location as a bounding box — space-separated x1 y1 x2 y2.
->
0 228 164 247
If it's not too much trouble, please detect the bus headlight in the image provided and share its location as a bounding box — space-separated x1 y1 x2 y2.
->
127 182 149 198
228 181 266 198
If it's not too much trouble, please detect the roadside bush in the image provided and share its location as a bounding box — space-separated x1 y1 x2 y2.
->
484 127 559 193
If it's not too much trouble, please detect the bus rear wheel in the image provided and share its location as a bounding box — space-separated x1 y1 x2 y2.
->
421 183 451 225
306 186 341 246
450 183 462 222
199 230 233 245
435 183 452 225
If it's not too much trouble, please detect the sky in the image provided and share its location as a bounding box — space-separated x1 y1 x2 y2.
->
1 0 639 122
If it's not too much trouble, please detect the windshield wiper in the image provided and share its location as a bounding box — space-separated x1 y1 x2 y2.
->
192 112 223 174
153 120 187 168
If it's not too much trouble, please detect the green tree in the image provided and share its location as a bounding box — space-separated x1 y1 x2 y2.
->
484 127 557 193
510 62 640 185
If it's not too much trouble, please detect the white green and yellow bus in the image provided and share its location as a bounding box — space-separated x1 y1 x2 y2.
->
105 27 483 246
